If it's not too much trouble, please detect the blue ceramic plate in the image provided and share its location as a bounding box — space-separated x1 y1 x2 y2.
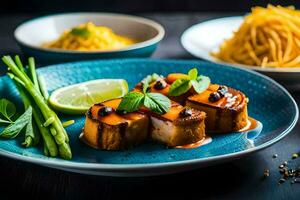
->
0 59 298 177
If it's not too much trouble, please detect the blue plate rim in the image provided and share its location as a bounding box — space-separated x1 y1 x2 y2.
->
0 58 298 171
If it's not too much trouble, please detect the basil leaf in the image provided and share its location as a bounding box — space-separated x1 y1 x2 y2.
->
0 98 16 122
193 75 211 94
168 78 192 97
70 28 91 38
117 92 144 112
0 107 32 139
144 93 171 114
188 68 198 80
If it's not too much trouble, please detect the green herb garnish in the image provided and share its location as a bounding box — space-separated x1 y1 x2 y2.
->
0 106 32 139
0 98 17 123
117 77 171 114
70 27 91 38
118 92 145 113
168 68 210 96
144 93 170 114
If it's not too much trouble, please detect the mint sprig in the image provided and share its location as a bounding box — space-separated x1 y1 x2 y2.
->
0 98 16 123
144 93 170 114
0 106 32 139
168 68 210 97
118 92 144 113
117 77 171 114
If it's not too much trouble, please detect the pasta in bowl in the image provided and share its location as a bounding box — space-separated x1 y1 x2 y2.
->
211 5 300 68
14 13 165 63
42 22 136 51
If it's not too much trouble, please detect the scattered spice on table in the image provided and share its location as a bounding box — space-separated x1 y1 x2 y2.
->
263 152 300 185
264 169 270 178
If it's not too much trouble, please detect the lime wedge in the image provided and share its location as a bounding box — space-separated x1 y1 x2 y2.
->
49 79 128 114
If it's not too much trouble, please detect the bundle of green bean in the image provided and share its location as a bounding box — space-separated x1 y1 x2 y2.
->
2 56 72 159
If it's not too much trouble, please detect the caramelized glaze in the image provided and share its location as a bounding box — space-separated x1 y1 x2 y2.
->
166 73 189 84
188 84 246 112
88 98 146 125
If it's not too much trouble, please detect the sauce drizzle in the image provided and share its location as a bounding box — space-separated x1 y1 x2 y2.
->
238 117 257 132
175 136 212 149
174 117 259 149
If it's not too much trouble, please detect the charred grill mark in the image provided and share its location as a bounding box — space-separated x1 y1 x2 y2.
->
215 109 222 131
94 103 105 107
119 122 128 137
175 112 206 125
87 107 94 119
119 122 128 148
97 122 103 148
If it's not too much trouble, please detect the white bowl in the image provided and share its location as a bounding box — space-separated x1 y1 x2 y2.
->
15 12 165 64
181 16 300 90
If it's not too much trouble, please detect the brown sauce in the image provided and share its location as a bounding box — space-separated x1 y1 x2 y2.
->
238 117 258 132
175 136 212 149
174 117 258 149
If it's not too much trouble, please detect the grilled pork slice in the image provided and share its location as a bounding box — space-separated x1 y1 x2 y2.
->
81 99 149 150
186 84 248 133
143 102 206 147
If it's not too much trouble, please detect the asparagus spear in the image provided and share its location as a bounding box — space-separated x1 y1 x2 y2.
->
17 56 54 153
15 81 58 156
38 75 49 101
28 57 40 91
2 56 71 159
13 56 39 147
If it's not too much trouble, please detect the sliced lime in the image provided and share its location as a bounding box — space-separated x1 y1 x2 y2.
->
49 79 128 114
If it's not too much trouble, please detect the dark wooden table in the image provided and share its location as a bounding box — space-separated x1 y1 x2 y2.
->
0 13 300 200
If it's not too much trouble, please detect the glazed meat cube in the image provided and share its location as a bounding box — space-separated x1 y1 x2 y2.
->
186 84 248 133
81 99 149 150
143 102 206 147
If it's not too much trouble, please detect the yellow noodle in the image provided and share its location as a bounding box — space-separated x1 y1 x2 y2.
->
43 22 136 51
211 5 300 68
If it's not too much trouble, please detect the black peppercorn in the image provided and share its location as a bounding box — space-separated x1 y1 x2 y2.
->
154 80 167 90
217 85 228 97
179 108 193 118
209 92 221 102
278 178 286 184
98 106 114 117
116 109 127 115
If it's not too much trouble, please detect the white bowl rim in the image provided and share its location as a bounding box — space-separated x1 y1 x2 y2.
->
181 16 300 73
14 12 165 54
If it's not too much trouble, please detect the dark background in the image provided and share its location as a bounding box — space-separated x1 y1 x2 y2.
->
1 1 300 200
1 0 300 14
